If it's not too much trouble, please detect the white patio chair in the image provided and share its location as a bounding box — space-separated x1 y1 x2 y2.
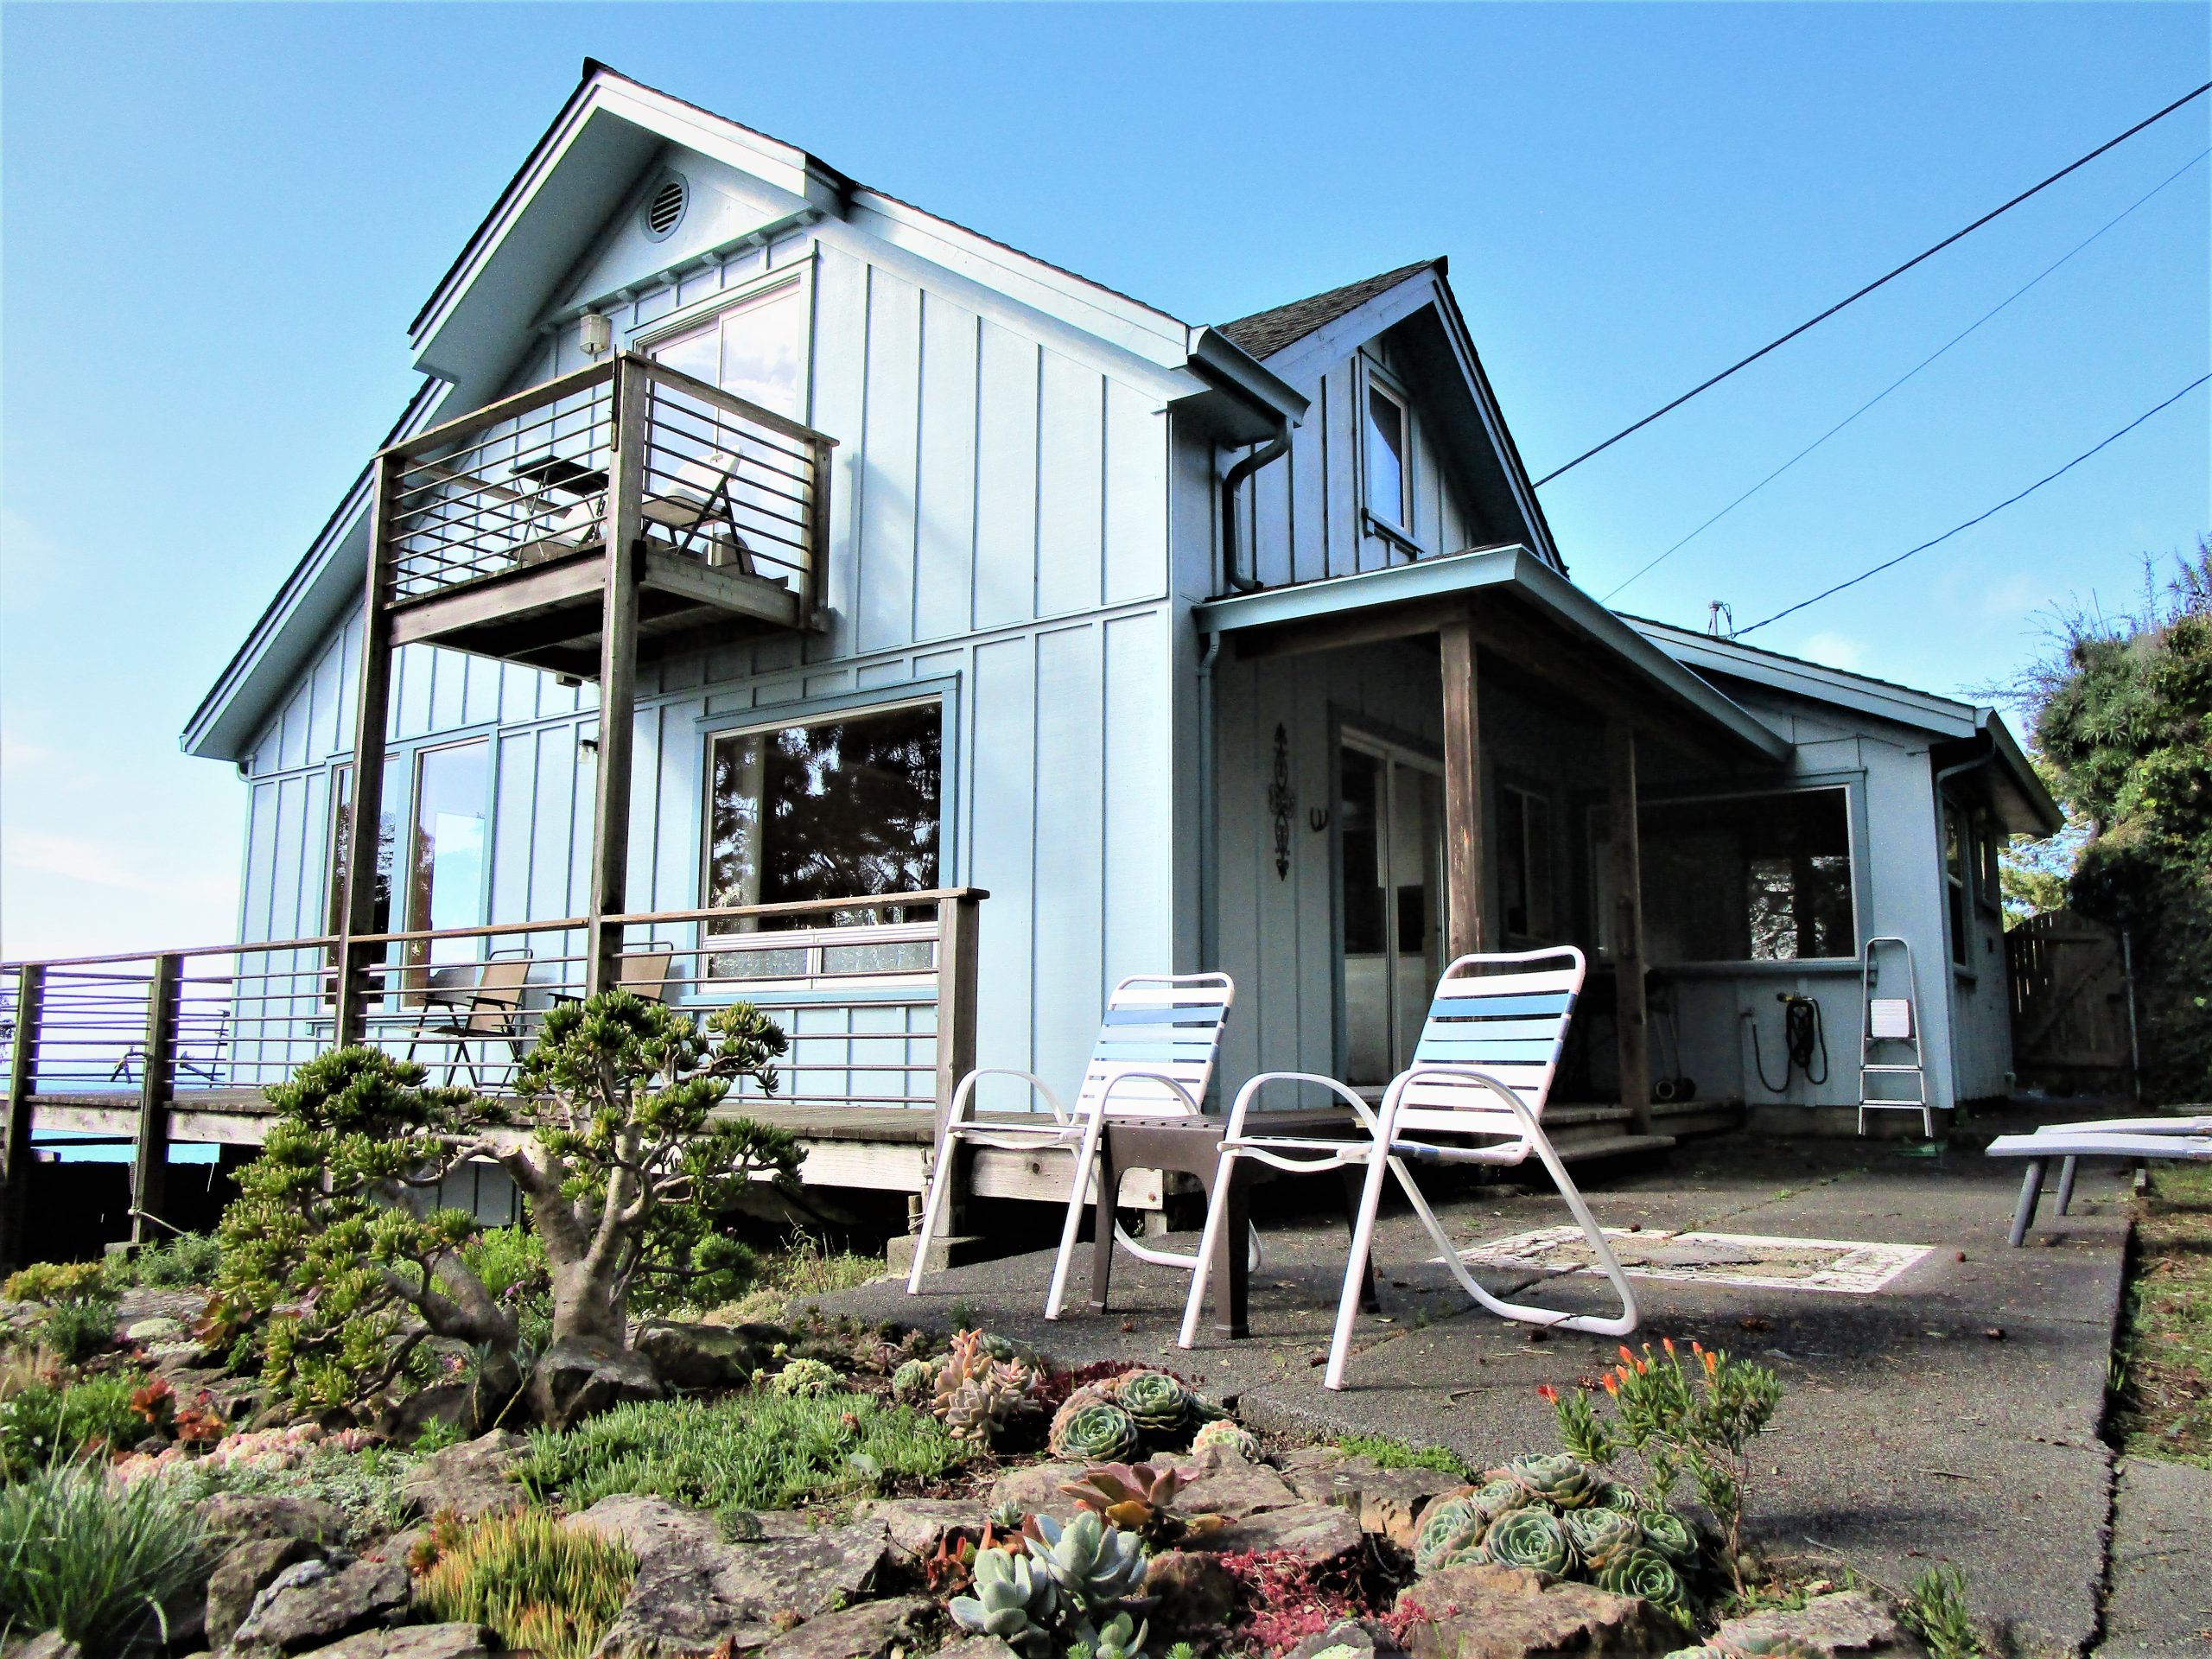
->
907 972 1239 1320
1987 1116 2212 1245
1177 945 1638 1390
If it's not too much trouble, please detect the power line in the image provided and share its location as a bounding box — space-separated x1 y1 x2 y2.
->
1734 374 2211 638
1601 146 2210 602
1534 81 2212 487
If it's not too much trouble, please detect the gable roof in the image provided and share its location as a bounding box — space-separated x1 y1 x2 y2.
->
1216 259 1440 362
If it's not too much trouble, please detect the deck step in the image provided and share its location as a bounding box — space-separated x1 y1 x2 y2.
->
1548 1131 1676 1164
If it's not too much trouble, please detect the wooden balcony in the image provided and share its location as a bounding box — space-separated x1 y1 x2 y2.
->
376 354 834 677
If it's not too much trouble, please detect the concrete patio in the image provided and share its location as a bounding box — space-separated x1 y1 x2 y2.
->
827 1128 2134 1657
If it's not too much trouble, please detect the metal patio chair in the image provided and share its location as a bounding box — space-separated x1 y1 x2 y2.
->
399 950 534 1090
1989 1114 2212 1245
1176 945 1638 1390
907 972 1239 1320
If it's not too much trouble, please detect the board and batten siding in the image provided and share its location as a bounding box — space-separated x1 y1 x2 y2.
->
233 184 1185 1109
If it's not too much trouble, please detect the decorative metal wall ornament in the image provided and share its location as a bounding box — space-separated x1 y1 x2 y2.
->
1268 724 1296 880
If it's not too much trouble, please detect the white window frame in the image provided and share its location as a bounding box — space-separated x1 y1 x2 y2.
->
1358 359 1416 543
630 254 817 424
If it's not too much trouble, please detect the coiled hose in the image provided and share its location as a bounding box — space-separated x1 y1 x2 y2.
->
1745 993 1829 1093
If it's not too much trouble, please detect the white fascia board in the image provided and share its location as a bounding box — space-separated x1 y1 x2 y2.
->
844 190 1192 368
1253 268 1446 393
1630 618 1981 740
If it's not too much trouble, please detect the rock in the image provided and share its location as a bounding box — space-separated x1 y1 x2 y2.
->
1144 1550 1238 1634
1712 1591 1928 1658
984 1462 1089 1524
116 1287 208 1324
1186 1503 1367 1569
1178 1456 1302 1520
4 1633 83 1659
231 1557 412 1654
755 1597 932 1659
399 1431 528 1522
720 1510 824 1541
931 1641 1020 1659
1393 1563 1669 1659
125 1315 188 1343
201 1493 347 1548
854 1497 988 1562
1279 1445 1352 1473
566 1495 725 1562
207 1537 327 1648
593 1523 893 1659
1282 1620 1409 1659
292 1628 497 1659
633 1321 785 1389
384 1382 476 1447
529 1338 664 1430
1285 1458 1464 1548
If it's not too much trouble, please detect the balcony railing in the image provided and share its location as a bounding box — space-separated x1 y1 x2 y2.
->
0 891 982 1253
378 355 834 671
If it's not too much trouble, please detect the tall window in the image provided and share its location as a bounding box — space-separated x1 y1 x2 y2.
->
1363 380 1411 533
705 702 942 976
327 759 401 936
650 280 805 419
1635 787 1855 964
407 741 491 972
1498 784 1555 941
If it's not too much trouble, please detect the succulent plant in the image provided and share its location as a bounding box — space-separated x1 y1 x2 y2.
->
950 1547 1060 1658
933 1328 1046 1446
1110 1369 1193 1438
988 1498 1029 1531
976 1331 1043 1369
1085 1610 1149 1659
1594 1546 1689 1617
1482 1506 1573 1575
1024 1511 1149 1617
891 1357 937 1402
1059 1460 1219 1544
1471 1477 1533 1518
1503 1452 1597 1510
1592 1478 1643 1514
1635 1506 1699 1565
1562 1506 1642 1571
770 1357 840 1396
1050 1395 1141 1464
1413 1494 1492 1574
1658 1649 1735 1659
1188 1419 1260 1461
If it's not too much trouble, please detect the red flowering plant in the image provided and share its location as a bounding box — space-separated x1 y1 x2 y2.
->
1547 1338 1782 1593
1217 1548 1418 1656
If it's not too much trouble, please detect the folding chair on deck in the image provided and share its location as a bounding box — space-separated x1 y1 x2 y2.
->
1177 945 1638 1390
908 972 1247 1320
400 951 534 1090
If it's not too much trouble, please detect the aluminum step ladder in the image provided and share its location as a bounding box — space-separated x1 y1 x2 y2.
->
1859 936 1932 1137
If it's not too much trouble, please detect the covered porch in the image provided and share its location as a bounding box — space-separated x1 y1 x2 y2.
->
1198 543 1791 1143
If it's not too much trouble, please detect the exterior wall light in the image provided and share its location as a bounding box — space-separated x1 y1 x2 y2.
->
579 312 613 359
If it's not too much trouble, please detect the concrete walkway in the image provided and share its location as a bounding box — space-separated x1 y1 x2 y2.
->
827 1134 2132 1657
2092 1455 2212 1656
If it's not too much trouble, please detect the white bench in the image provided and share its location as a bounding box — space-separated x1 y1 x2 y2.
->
1986 1116 2212 1245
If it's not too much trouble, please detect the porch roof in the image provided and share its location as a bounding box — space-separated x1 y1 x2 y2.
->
1193 544 1792 766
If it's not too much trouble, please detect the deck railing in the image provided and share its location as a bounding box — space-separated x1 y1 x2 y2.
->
0 890 982 1256
382 354 833 617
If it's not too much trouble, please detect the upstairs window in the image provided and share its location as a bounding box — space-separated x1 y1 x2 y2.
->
649 279 806 421
1363 380 1412 535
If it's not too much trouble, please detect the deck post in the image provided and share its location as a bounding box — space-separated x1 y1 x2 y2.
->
1440 617 1489 957
1605 721 1652 1135
804 432 835 621
130 954 181 1244
588 358 651 998
336 452 400 1045
1 964 45 1272
925 889 984 1236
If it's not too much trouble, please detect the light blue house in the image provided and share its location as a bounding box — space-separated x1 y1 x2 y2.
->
167 63 2057 1224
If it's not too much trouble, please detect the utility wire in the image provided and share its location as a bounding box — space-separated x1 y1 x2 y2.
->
1734 374 2212 638
1601 146 2211 601
1534 81 2212 486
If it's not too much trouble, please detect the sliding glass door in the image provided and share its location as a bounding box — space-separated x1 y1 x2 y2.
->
1338 735 1445 1086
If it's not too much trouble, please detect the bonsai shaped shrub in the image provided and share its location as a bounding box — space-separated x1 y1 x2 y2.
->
212 990 798 1426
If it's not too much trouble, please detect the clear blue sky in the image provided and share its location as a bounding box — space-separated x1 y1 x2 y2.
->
3 3 2206 958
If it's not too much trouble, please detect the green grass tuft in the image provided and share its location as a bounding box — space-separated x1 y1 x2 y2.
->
1331 1433 1471 1478
416 1508 637 1659
0 1376 143 1478
0 1462 211 1657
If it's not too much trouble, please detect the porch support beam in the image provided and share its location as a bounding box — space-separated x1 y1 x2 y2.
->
130 954 181 1244
335 453 400 1045
1 964 44 1273
1440 617 1488 958
1605 721 1652 1135
587 359 650 997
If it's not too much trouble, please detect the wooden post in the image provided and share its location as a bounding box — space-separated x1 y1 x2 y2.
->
1 964 45 1272
130 955 181 1245
588 358 650 996
1605 722 1652 1135
336 452 400 1045
925 889 985 1236
804 432 835 621
1440 617 1488 958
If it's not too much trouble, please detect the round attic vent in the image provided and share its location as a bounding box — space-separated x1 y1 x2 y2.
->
641 172 689 241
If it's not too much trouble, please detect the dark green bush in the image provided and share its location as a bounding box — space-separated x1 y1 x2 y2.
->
0 1461 209 1656
39 1301 120 1365
0 1376 145 1477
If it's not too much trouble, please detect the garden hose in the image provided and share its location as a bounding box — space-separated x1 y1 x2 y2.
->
1745 993 1829 1094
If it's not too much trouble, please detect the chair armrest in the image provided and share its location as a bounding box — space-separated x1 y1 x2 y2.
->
950 1067 1067 1127
1227 1071 1379 1139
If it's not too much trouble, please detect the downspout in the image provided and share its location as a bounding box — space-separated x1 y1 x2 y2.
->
1220 435 1291 593
1197 629 1224 974
1929 734 1997 1120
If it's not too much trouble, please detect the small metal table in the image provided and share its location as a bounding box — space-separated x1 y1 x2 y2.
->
1087 1110 1376 1338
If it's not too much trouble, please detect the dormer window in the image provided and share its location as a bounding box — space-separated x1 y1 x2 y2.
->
1363 377 1412 536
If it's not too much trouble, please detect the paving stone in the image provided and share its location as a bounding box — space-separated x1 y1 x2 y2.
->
231 1557 412 1654
1393 1562 1669 1659
1713 1591 1927 1659
755 1598 933 1659
1185 1502 1367 1568
2092 1455 2212 1659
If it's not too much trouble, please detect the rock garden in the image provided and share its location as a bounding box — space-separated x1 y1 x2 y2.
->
0 995 1983 1659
